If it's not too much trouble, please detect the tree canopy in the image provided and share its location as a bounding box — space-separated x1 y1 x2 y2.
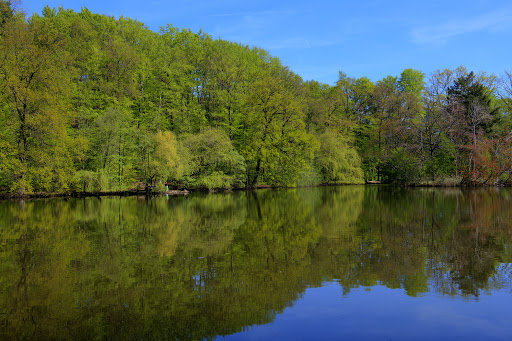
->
1 6 512 193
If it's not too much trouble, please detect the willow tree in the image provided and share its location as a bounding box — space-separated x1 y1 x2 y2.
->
140 131 181 191
315 130 364 184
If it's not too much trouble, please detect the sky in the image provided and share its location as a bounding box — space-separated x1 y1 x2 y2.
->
18 0 512 85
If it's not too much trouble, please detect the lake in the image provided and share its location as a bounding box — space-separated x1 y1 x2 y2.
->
1 186 512 340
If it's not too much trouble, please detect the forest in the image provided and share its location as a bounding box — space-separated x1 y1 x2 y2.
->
1 1 512 194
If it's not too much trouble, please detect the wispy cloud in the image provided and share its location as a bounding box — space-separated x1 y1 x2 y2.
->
208 9 294 18
209 9 301 47
211 15 267 41
266 37 335 50
411 7 512 45
417 304 512 338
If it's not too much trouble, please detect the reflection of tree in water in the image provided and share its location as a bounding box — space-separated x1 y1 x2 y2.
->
317 186 433 296
1 187 512 339
190 189 324 337
0 190 324 340
0 200 91 340
344 187 512 298
428 189 512 296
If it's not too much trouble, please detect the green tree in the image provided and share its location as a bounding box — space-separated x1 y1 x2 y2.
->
0 13 76 193
242 74 318 186
151 131 182 185
179 128 246 189
315 130 364 184
447 71 499 144
0 0 16 33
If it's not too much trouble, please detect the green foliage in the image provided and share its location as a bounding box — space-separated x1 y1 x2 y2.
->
0 0 14 32
315 130 364 184
72 169 109 192
179 128 246 189
242 75 318 187
424 136 456 179
1 5 512 193
447 71 500 136
296 163 323 187
382 148 422 185
138 130 182 188
194 171 235 190
397 68 425 98
0 12 76 193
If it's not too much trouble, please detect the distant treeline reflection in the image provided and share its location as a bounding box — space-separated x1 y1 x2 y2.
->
1 186 511 339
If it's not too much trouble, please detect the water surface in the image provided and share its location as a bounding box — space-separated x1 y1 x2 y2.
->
1 186 511 340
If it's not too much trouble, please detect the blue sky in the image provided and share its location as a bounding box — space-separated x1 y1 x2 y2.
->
19 0 512 85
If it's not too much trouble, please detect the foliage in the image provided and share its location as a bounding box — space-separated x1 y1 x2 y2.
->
72 169 109 192
464 132 512 185
0 11 75 193
242 74 318 186
315 130 364 184
2 5 512 193
138 130 181 189
382 148 422 185
152 130 182 180
179 128 246 189
423 135 456 179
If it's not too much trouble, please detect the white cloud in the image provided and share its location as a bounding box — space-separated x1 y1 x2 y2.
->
417 304 512 338
411 7 512 45
208 9 294 18
266 37 335 50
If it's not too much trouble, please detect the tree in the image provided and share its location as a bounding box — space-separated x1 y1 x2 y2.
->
0 13 75 193
179 128 246 189
137 131 181 191
302 80 326 132
88 106 135 189
422 69 457 178
0 0 16 33
397 68 425 98
447 71 499 143
499 70 512 115
241 74 318 186
362 73 423 181
152 131 181 182
315 130 364 184
446 71 500 175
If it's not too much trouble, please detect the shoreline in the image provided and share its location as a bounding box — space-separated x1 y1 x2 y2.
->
1 181 509 201
0 189 190 201
0 183 362 200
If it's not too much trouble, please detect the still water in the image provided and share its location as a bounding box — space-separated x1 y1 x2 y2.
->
1 186 512 340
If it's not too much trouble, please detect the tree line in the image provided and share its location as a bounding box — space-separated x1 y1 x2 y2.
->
1 2 511 194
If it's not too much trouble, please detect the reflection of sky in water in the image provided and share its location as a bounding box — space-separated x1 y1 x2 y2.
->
227 281 512 340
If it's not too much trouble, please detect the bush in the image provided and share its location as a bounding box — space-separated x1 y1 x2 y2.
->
190 172 235 190
179 128 246 189
73 169 110 192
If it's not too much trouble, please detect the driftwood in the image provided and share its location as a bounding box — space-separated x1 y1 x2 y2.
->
366 181 382 184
